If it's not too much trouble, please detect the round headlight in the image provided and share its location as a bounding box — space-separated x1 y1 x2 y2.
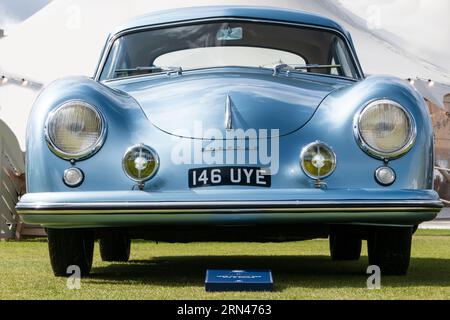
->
45 101 106 160
122 144 159 182
355 100 415 159
300 141 337 180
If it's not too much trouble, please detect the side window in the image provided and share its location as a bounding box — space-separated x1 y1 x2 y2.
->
330 57 339 76
101 40 121 80
101 39 131 80
331 38 357 78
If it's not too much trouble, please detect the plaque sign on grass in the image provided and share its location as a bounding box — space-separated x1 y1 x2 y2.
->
205 269 273 292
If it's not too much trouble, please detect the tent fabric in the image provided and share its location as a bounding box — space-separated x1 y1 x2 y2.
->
414 80 450 110
0 0 449 149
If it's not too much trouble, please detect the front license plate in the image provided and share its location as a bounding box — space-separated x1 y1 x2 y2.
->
189 167 271 188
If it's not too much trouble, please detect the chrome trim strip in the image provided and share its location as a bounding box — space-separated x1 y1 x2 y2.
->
94 17 364 81
44 100 107 161
17 207 441 215
353 99 417 160
225 94 232 130
17 200 443 214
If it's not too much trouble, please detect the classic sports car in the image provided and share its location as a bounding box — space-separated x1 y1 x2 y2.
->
17 6 442 276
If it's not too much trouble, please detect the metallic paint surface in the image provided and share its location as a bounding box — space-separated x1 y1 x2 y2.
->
118 70 344 138
25 74 435 192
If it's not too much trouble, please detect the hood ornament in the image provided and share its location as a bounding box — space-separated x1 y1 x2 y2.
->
225 94 233 130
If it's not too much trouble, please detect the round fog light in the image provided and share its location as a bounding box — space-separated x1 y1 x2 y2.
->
123 144 159 182
300 141 337 180
63 167 84 187
375 166 396 186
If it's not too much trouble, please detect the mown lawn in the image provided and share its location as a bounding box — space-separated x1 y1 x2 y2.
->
1 230 450 300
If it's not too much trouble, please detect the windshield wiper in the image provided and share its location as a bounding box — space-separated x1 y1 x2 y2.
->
114 66 183 77
269 63 341 76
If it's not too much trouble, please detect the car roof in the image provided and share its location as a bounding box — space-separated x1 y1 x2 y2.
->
111 6 349 38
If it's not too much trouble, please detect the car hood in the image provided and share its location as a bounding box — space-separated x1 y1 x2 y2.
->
111 71 351 139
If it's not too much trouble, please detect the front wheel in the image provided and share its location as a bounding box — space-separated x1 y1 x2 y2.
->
47 228 95 277
99 229 131 262
329 232 362 261
368 227 412 276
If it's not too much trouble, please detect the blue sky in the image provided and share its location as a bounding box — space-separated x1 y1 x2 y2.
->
0 0 50 28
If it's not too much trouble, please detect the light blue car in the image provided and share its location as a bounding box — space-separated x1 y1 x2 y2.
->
17 6 442 276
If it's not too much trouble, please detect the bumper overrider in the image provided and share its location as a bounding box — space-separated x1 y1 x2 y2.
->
16 189 443 228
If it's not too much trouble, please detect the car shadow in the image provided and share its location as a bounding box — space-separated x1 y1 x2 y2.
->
87 255 450 290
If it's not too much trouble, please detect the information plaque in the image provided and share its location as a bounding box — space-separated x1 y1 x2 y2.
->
205 270 273 292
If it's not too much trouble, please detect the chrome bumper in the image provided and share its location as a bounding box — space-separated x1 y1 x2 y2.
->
16 190 443 228
17 199 443 215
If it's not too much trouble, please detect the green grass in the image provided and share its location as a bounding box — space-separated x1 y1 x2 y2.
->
1 230 450 300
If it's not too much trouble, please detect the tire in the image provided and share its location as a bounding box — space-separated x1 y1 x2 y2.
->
47 228 95 277
329 232 362 261
99 229 131 262
368 227 412 276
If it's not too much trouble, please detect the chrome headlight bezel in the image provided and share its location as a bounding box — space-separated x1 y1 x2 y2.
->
44 100 107 161
353 99 416 160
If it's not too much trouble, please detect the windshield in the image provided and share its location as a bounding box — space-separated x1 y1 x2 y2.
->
99 21 360 81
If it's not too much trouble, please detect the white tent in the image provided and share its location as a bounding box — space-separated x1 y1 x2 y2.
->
414 79 450 110
0 0 449 149
340 0 450 75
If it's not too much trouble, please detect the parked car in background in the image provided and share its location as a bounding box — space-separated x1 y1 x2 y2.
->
17 6 442 276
